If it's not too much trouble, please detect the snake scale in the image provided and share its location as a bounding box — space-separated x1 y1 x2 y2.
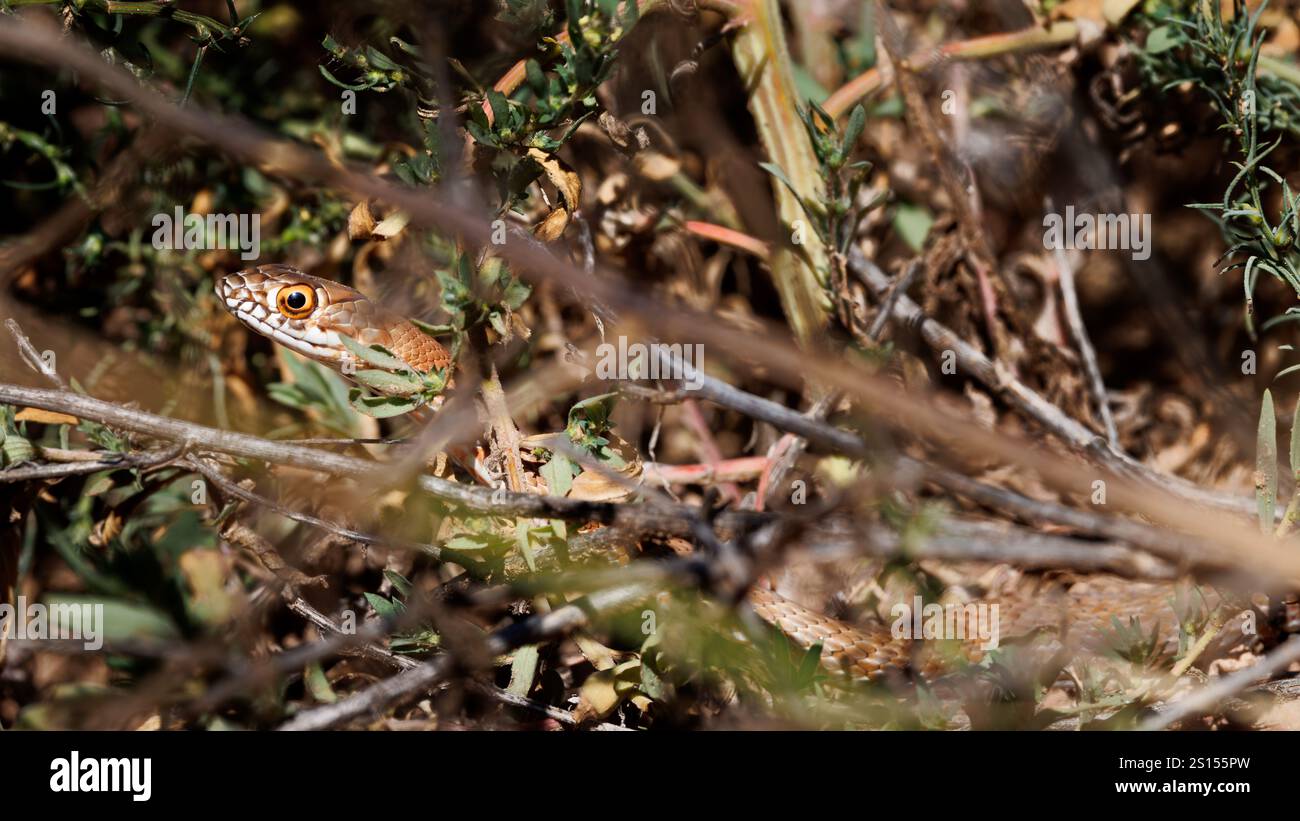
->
217 265 1198 682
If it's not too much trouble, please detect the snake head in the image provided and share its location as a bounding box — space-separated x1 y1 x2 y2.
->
216 265 451 378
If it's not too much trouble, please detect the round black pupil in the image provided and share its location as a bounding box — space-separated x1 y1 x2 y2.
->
286 291 307 310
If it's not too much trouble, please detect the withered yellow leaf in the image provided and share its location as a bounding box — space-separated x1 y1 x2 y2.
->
15 408 78 425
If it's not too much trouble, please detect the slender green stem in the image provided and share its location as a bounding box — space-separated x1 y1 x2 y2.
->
1170 608 1228 678
181 42 206 106
8 0 236 40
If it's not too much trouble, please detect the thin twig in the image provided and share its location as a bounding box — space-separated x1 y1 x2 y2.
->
1141 637 1300 730
865 259 921 342
5 318 67 389
645 456 769 484
0 446 180 482
218 521 325 591
186 456 442 556
903 457 1216 572
756 390 839 511
1049 204 1120 448
0 381 775 538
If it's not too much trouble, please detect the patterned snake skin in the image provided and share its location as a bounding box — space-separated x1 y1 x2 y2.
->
217 266 1196 682
749 578 1193 680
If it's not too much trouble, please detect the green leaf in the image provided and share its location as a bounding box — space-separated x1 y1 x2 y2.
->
758 161 805 206
304 662 338 703
1144 25 1180 54
842 104 867 154
347 389 421 419
338 334 411 371
796 642 825 685
525 58 547 95
353 368 422 396
790 63 829 106
1292 394 1300 482
638 654 669 700
540 452 575 497
364 592 401 621
1258 388 1278 532
410 317 455 337
595 444 626 468
1 430 33 466
267 357 363 436
389 630 440 654
567 392 617 433
43 594 179 643
443 533 498 552
486 89 511 128
893 202 934 252
506 644 541 697
515 520 537 572
383 570 413 597
502 277 532 310
465 119 501 148
317 63 372 92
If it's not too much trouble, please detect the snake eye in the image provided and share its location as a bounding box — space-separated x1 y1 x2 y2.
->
276 285 317 319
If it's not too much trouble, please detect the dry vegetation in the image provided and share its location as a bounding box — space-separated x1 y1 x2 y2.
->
3 0 1300 731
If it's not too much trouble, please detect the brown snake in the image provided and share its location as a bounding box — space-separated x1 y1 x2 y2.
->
217 265 1210 683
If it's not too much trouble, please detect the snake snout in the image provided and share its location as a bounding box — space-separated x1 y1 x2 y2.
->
215 270 269 313
215 272 245 304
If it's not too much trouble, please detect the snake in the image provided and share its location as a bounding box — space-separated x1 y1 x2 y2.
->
217 264 1212 683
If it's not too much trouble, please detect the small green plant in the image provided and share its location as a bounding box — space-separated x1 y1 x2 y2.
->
564 392 623 465
761 631 828 695
467 0 639 156
1255 388 1300 535
430 252 532 343
320 33 431 96
1102 614 1167 667
1138 1 1300 337
365 570 441 654
0 121 85 196
761 103 884 288
265 354 366 437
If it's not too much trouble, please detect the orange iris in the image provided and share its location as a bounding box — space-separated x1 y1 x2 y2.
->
276 284 317 319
